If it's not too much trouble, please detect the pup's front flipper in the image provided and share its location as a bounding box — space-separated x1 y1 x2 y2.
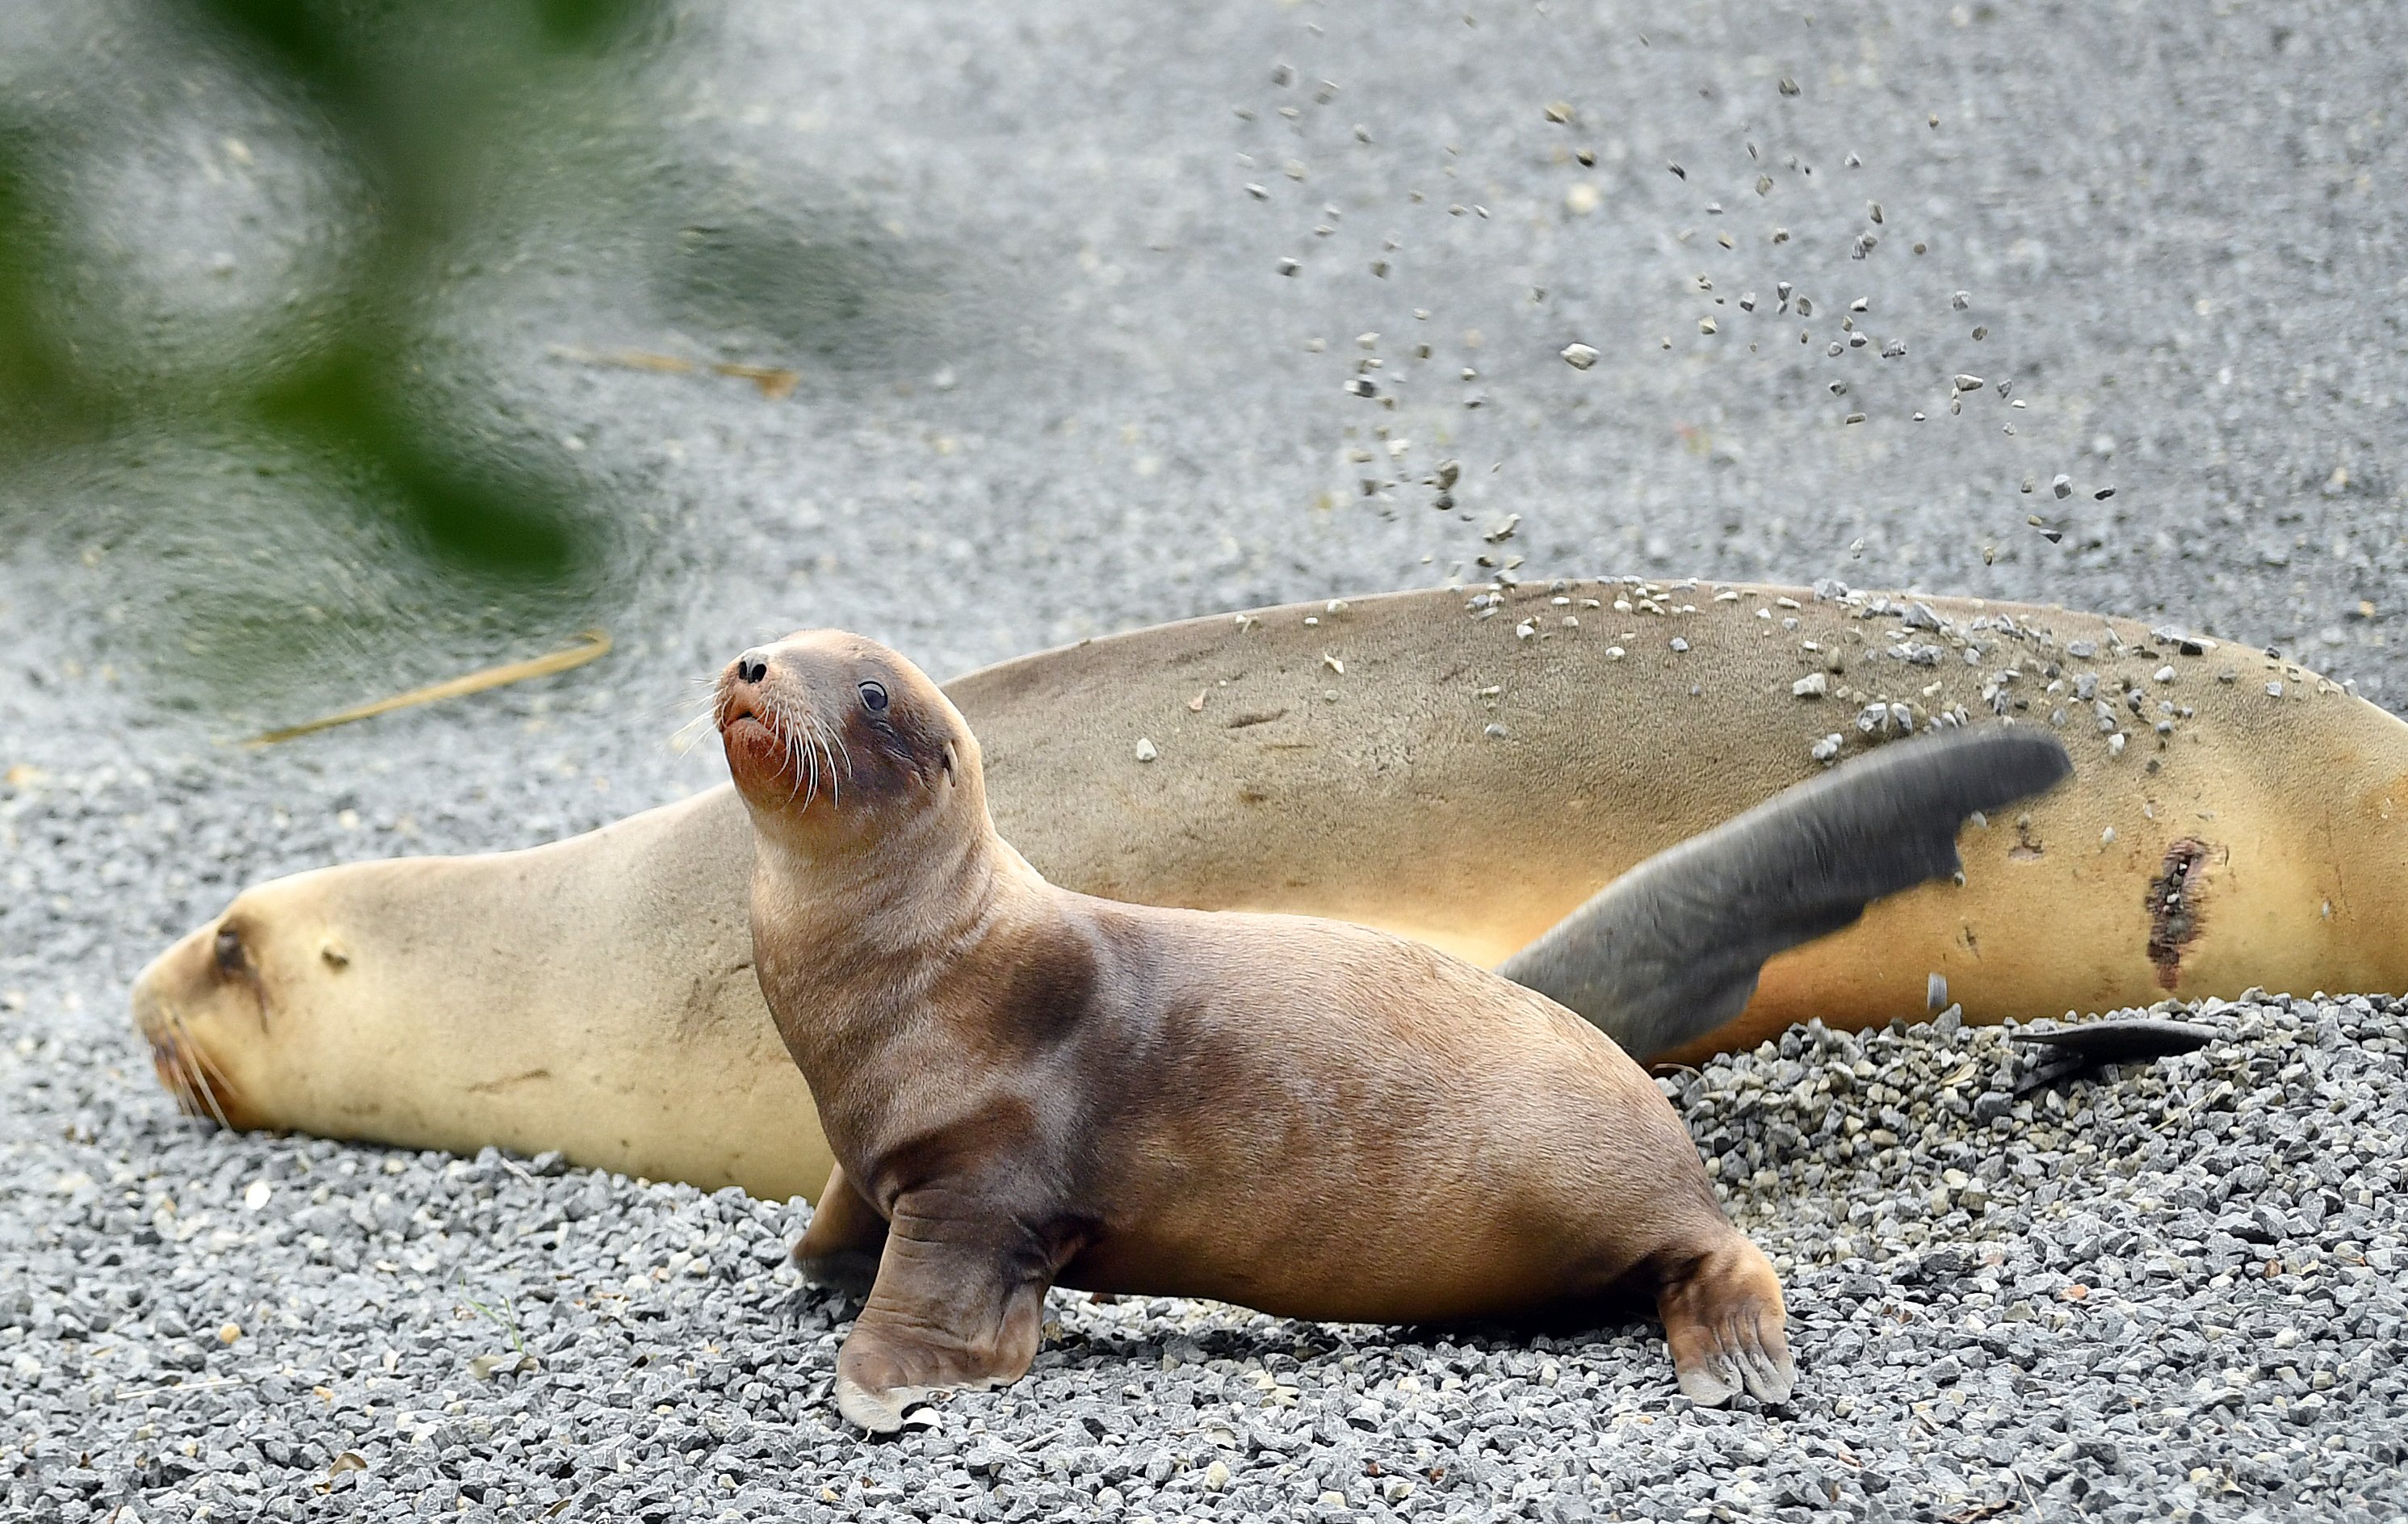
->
1656 1237 1794 1407
791 1164 888 1296
831 1193 1053 1434
1499 725 2072 1060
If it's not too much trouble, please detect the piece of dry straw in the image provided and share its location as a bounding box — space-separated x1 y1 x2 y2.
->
245 628 613 747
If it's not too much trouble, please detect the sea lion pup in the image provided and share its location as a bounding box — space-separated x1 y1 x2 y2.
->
717 630 1802 1430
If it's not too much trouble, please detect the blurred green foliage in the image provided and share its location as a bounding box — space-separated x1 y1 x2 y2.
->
0 133 89 449
0 0 949 720
0 0 680 710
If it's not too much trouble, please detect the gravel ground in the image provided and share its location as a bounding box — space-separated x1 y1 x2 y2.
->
7 769 2407 1523
8 0 2408 1520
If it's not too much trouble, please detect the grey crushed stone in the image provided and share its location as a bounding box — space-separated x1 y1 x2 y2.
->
6 770 2408 1524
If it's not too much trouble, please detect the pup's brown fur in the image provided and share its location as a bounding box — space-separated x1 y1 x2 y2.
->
718 630 1793 1433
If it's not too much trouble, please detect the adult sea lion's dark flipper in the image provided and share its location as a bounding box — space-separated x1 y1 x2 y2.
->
1498 727 2074 1061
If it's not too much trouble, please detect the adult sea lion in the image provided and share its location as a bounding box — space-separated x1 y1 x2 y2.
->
134 577 2408 1198
720 629 1802 1427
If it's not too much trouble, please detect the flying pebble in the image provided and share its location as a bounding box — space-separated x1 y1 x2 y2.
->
1560 343 1600 370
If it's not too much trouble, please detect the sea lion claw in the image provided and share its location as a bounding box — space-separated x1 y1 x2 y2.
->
1500 726 2074 1060
833 1374 925 1434
1675 1354 1742 1407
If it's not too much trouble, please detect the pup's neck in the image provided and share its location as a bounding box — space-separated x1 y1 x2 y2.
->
746 796 1040 1080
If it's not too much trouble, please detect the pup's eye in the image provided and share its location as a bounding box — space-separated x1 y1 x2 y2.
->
858 681 889 713
213 928 245 976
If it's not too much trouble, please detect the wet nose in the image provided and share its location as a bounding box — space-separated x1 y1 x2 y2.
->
735 650 770 685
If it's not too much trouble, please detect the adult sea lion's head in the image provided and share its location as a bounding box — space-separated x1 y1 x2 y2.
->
129 872 348 1131
715 630 981 854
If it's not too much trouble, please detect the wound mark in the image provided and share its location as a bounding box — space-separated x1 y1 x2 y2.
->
466 1068 552 1094
2146 838 2219 990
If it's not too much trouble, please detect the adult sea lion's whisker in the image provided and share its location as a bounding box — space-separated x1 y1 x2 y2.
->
154 1040 199 1117
169 1012 233 1129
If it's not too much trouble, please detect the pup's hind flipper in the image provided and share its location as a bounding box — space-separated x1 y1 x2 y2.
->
1657 1237 1793 1406
1497 726 2071 1060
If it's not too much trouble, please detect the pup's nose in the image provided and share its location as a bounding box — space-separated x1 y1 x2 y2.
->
735 651 770 685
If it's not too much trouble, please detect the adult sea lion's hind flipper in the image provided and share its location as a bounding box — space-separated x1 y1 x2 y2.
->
1496 727 2074 1061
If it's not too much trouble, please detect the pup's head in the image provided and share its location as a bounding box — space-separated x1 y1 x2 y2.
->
714 630 979 852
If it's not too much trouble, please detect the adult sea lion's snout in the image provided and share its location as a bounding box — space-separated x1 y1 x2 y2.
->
130 919 258 1130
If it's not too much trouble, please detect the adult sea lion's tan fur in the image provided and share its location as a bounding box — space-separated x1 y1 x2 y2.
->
134 578 2408 1197
720 630 1795 1429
